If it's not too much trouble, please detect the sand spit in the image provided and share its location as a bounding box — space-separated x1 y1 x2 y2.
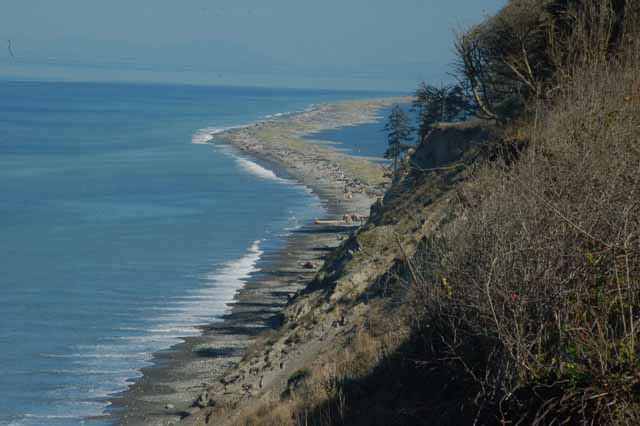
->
113 96 407 425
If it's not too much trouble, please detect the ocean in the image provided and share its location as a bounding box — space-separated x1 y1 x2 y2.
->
304 103 412 159
0 81 385 425
303 105 393 159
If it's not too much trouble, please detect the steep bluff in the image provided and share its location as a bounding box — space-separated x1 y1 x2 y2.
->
179 121 493 425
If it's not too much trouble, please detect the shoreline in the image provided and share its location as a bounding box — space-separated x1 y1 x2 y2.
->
112 96 408 425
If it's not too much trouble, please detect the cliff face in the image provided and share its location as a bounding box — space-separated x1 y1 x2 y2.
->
179 0 640 421
181 121 493 426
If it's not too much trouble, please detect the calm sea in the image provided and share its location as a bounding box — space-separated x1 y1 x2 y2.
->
0 81 383 425
304 103 412 159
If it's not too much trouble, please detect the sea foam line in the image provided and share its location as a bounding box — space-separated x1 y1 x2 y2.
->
191 125 251 144
190 103 320 146
37 240 265 421
235 156 283 182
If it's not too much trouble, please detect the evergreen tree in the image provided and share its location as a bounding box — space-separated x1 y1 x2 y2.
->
384 105 414 174
412 83 469 141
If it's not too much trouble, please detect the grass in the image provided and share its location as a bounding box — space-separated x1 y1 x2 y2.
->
405 52 640 426
208 3 640 424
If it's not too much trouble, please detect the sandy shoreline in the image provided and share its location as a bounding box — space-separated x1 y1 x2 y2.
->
111 96 408 425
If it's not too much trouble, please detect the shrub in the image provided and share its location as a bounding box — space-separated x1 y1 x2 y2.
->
409 57 640 424
455 0 640 121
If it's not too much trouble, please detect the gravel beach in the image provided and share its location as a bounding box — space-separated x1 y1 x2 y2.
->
111 96 408 425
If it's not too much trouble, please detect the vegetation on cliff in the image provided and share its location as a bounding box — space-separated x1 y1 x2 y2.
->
188 1 640 424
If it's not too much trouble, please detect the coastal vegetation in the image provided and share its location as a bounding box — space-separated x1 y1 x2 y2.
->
182 0 640 424
398 1 640 421
412 83 468 140
383 105 414 174
384 84 468 172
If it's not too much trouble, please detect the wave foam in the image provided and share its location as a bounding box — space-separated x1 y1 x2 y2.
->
191 127 222 144
216 144 290 184
34 240 265 422
192 103 318 146
191 125 252 145
235 157 284 182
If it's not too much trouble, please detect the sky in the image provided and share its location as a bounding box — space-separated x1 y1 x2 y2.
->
0 1 506 91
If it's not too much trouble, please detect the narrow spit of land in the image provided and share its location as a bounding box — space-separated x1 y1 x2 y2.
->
113 96 408 426
217 97 410 212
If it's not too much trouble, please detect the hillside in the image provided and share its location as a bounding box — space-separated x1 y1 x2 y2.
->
176 121 494 425
179 1 640 424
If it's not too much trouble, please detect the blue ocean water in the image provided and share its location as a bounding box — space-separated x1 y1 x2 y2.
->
304 103 413 159
0 81 382 425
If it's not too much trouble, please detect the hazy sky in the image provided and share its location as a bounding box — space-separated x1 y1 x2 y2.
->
0 1 505 91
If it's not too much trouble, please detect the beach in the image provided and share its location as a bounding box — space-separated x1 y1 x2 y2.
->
113 96 409 425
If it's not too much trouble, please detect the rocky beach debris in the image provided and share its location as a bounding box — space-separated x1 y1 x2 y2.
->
114 96 406 426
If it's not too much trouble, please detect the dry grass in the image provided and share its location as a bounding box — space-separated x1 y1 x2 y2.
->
231 313 405 426
221 3 640 425
292 329 392 426
409 56 640 424
233 401 297 426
